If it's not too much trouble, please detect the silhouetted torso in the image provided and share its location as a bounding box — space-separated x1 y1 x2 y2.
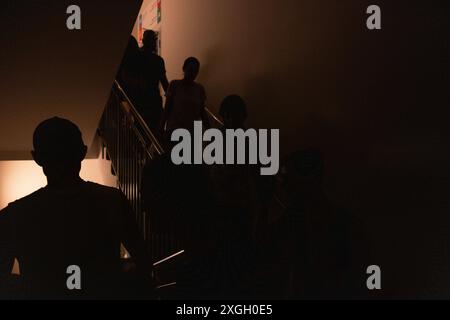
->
165 80 206 132
141 52 165 98
118 37 143 108
139 51 166 127
0 181 135 299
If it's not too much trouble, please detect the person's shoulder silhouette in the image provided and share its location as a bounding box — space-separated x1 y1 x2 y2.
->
0 117 150 299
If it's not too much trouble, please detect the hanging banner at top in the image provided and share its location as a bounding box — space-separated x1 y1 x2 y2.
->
138 0 162 44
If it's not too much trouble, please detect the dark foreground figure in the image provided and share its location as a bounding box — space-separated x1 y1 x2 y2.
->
0 117 152 300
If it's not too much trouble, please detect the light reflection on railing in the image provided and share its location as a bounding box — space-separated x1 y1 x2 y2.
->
153 250 185 267
205 107 223 127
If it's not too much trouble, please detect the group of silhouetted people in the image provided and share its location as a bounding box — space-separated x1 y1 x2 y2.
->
118 31 168 130
118 31 209 138
141 149 370 299
137 83 370 299
0 31 370 300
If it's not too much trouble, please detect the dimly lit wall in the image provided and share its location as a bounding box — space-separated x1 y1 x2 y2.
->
0 0 142 160
0 156 117 210
135 0 448 297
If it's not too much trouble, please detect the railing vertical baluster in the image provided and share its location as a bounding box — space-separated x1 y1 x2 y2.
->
99 82 233 273
100 81 179 263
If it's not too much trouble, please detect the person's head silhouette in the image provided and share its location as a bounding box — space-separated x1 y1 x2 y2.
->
31 117 87 186
183 57 200 83
142 30 158 53
219 95 248 129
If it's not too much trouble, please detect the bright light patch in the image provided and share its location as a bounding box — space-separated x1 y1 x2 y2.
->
0 158 117 210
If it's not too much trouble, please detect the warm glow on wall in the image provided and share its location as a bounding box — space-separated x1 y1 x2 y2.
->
0 158 117 210
0 161 47 211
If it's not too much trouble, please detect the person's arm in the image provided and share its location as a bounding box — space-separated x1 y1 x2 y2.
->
200 85 211 129
160 58 169 94
160 81 175 133
0 207 14 276
161 73 169 95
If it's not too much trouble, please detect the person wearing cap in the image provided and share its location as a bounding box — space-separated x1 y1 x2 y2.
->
0 117 152 299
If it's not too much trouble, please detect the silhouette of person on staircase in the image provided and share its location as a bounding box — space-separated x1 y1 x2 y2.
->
160 57 210 144
140 30 169 130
